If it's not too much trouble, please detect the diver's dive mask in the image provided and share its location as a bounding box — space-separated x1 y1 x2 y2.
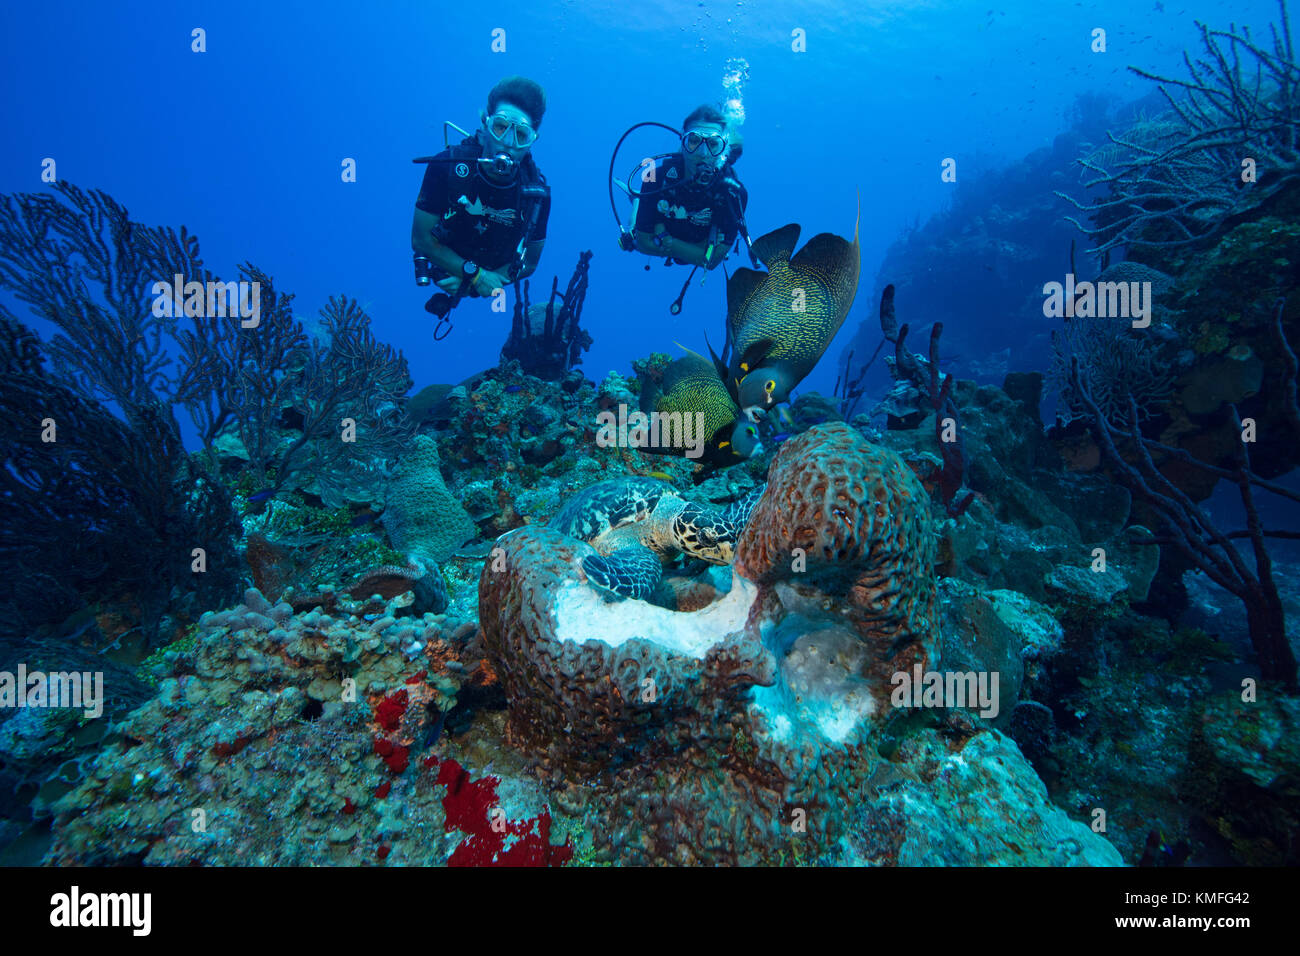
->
485 111 538 148
682 129 728 157
684 129 728 185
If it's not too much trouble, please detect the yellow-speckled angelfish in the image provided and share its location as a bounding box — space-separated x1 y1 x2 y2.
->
723 204 861 419
638 348 762 469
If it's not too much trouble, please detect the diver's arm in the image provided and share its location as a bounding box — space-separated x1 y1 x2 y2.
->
634 223 712 266
669 238 711 268
662 227 721 269
411 211 479 283
633 228 668 258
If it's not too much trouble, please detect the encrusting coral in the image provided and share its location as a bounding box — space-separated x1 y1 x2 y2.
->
382 435 478 568
41 586 545 866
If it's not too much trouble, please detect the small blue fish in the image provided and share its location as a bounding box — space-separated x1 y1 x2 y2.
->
504 385 523 394
247 489 275 504
772 432 794 444
424 708 448 748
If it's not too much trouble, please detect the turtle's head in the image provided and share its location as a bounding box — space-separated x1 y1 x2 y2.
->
674 504 734 565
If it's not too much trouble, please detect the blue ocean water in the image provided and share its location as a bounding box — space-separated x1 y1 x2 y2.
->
3 0 1299 877
1 0 1282 405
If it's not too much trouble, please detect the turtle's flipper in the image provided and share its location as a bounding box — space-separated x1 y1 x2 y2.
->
582 546 663 600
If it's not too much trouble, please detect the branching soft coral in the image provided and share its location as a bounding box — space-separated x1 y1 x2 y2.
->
0 182 415 503
177 269 415 502
0 180 415 639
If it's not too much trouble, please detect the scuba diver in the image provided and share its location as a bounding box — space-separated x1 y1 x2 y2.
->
411 76 551 338
610 104 754 313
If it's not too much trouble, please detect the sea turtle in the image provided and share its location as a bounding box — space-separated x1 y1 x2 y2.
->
547 477 765 600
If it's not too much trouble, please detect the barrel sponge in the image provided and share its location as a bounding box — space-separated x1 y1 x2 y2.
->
381 435 477 567
478 524 775 769
476 424 943 862
736 422 938 660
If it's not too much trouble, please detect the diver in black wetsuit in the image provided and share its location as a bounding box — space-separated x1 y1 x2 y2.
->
629 104 749 271
410 76 551 330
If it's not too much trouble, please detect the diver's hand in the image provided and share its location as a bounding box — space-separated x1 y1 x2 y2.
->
435 275 462 293
474 269 509 296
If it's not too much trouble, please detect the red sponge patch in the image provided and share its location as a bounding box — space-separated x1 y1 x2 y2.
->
372 737 410 774
435 757 572 867
374 689 409 731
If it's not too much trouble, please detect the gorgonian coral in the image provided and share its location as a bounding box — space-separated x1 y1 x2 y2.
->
0 182 415 504
1050 313 1176 428
0 309 239 643
1058 2 1300 254
0 181 415 641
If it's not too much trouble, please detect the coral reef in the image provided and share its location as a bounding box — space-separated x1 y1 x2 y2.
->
853 288 973 515
1069 345 1299 688
0 309 239 645
476 423 1110 864
1059 2 1300 255
1050 313 1179 428
8 22 1298 868
842 729 1121 866
187 283 415 507
43 587 505 866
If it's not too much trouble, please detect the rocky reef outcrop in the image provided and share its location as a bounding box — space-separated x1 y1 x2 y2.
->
479 423 1117 864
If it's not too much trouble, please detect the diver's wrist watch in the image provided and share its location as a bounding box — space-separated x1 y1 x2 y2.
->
461 260 479 279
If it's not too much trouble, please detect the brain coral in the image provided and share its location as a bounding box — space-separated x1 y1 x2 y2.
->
479 423 945 863
382 435 478 568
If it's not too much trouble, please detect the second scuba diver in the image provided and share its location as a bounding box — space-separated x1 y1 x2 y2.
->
411 76 551 335
628 105 749 271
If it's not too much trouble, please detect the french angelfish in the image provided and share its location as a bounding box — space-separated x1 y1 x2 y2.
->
723 204 861 419
638 348 761 468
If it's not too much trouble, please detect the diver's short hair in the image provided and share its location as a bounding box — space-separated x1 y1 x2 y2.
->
487 76 547 128
682 104 726 131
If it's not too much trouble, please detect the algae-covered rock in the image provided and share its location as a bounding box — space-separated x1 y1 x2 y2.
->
938 579 1023 723
1201 691 1300 793
846 729 1124 866
982 588 1065 659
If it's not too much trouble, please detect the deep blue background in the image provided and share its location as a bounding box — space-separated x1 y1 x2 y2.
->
0 0 1283 408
